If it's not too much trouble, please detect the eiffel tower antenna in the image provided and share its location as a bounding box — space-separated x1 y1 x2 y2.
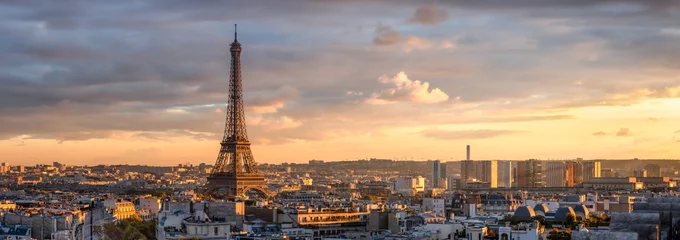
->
205 24 271 198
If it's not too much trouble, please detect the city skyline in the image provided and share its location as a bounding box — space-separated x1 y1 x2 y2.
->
2 1 680 165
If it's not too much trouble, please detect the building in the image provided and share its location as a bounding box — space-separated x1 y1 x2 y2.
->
545 161 566 187
359 182 392 196
446 178 462 191
460 160 475 184
633 169 647 177
581 160 601 183
104 199 138 220
636 177 677 190
139 198 161 217
157 202 239 240
460 145 475 184
422 198 445 217
431 160 446 188
565 161 575 187
516 159 544 188
0 224 32 240
582 177 643 191
644 164 661 177
474 160 498 188
497 160 513 188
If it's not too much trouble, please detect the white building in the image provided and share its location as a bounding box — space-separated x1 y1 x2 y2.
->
138 198 161 217
422 198 445 217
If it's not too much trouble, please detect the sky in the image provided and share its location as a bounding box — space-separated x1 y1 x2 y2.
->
1 0 680 166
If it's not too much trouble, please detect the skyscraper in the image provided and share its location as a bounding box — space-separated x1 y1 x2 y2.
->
565 161 575 187
545 161 565 187
516 159 544 188
431 160 446 188
473 160 498 188
582 160 601 183
460 145 475 185
497 160 513 188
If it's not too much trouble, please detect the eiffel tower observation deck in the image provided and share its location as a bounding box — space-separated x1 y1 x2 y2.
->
205 25 272 199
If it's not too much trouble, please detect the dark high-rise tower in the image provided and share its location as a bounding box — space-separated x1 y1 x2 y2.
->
206 25 271 198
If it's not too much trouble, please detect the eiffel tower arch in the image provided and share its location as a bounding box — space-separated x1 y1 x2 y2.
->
205 25 272 199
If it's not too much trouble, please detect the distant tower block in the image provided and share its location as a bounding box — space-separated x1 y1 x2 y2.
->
466 145 470 161
205 25 272 198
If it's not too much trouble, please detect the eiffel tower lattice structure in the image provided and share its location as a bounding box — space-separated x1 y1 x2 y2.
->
205 25 272 198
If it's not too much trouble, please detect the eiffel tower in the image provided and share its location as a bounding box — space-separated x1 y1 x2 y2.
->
206 25 271 198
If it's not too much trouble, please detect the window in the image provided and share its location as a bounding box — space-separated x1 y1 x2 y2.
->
215 227 219 235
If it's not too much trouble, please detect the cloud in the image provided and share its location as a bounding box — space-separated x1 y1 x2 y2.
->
246 85 300 113
367 72 449 104
616 128 633 137
407 3 448 25
1 0 680 160
402 35 432 52
592 131 607 136
440 40 455 49
248 115 303 131
675 130 680 134
373 24 402 46
648 117 659 121
419 128 521 140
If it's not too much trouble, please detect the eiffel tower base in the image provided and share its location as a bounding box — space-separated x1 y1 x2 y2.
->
205 172 272 199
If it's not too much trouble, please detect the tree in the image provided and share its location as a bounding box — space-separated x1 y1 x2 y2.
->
99 218 155 240
565 213 576 228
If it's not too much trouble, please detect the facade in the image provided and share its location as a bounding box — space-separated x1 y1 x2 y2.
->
545 161 566 187
583 177 643 191
139 198 161 217
460 160 475 184
644 164 661 177
395 176 425 193
516 159 544 188
497 160 513 188
104 199 137 220
430 160 446 188
422 198 445 217
636 177 677 189
581 160 601 183
633 169 647 177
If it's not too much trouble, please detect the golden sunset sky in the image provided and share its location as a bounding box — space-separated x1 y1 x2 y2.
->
1 1 679 165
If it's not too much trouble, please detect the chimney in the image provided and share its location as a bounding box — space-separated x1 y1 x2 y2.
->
466 145 470 161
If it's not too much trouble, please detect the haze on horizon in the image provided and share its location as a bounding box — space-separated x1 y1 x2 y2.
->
1 0 680 166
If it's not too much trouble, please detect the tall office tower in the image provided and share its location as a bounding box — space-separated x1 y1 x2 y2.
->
474 160 498 188
431 160 441 188
644 164 661 177
565 162 575 187
440 162 447 179
582 160 601 183
633 169 647 177
431 160 447 188
573 161 584 184
461 160 474 182
489 160 498 188
460 145 475 185
497 160 513 188
546 161 567 187
516 159 544 188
